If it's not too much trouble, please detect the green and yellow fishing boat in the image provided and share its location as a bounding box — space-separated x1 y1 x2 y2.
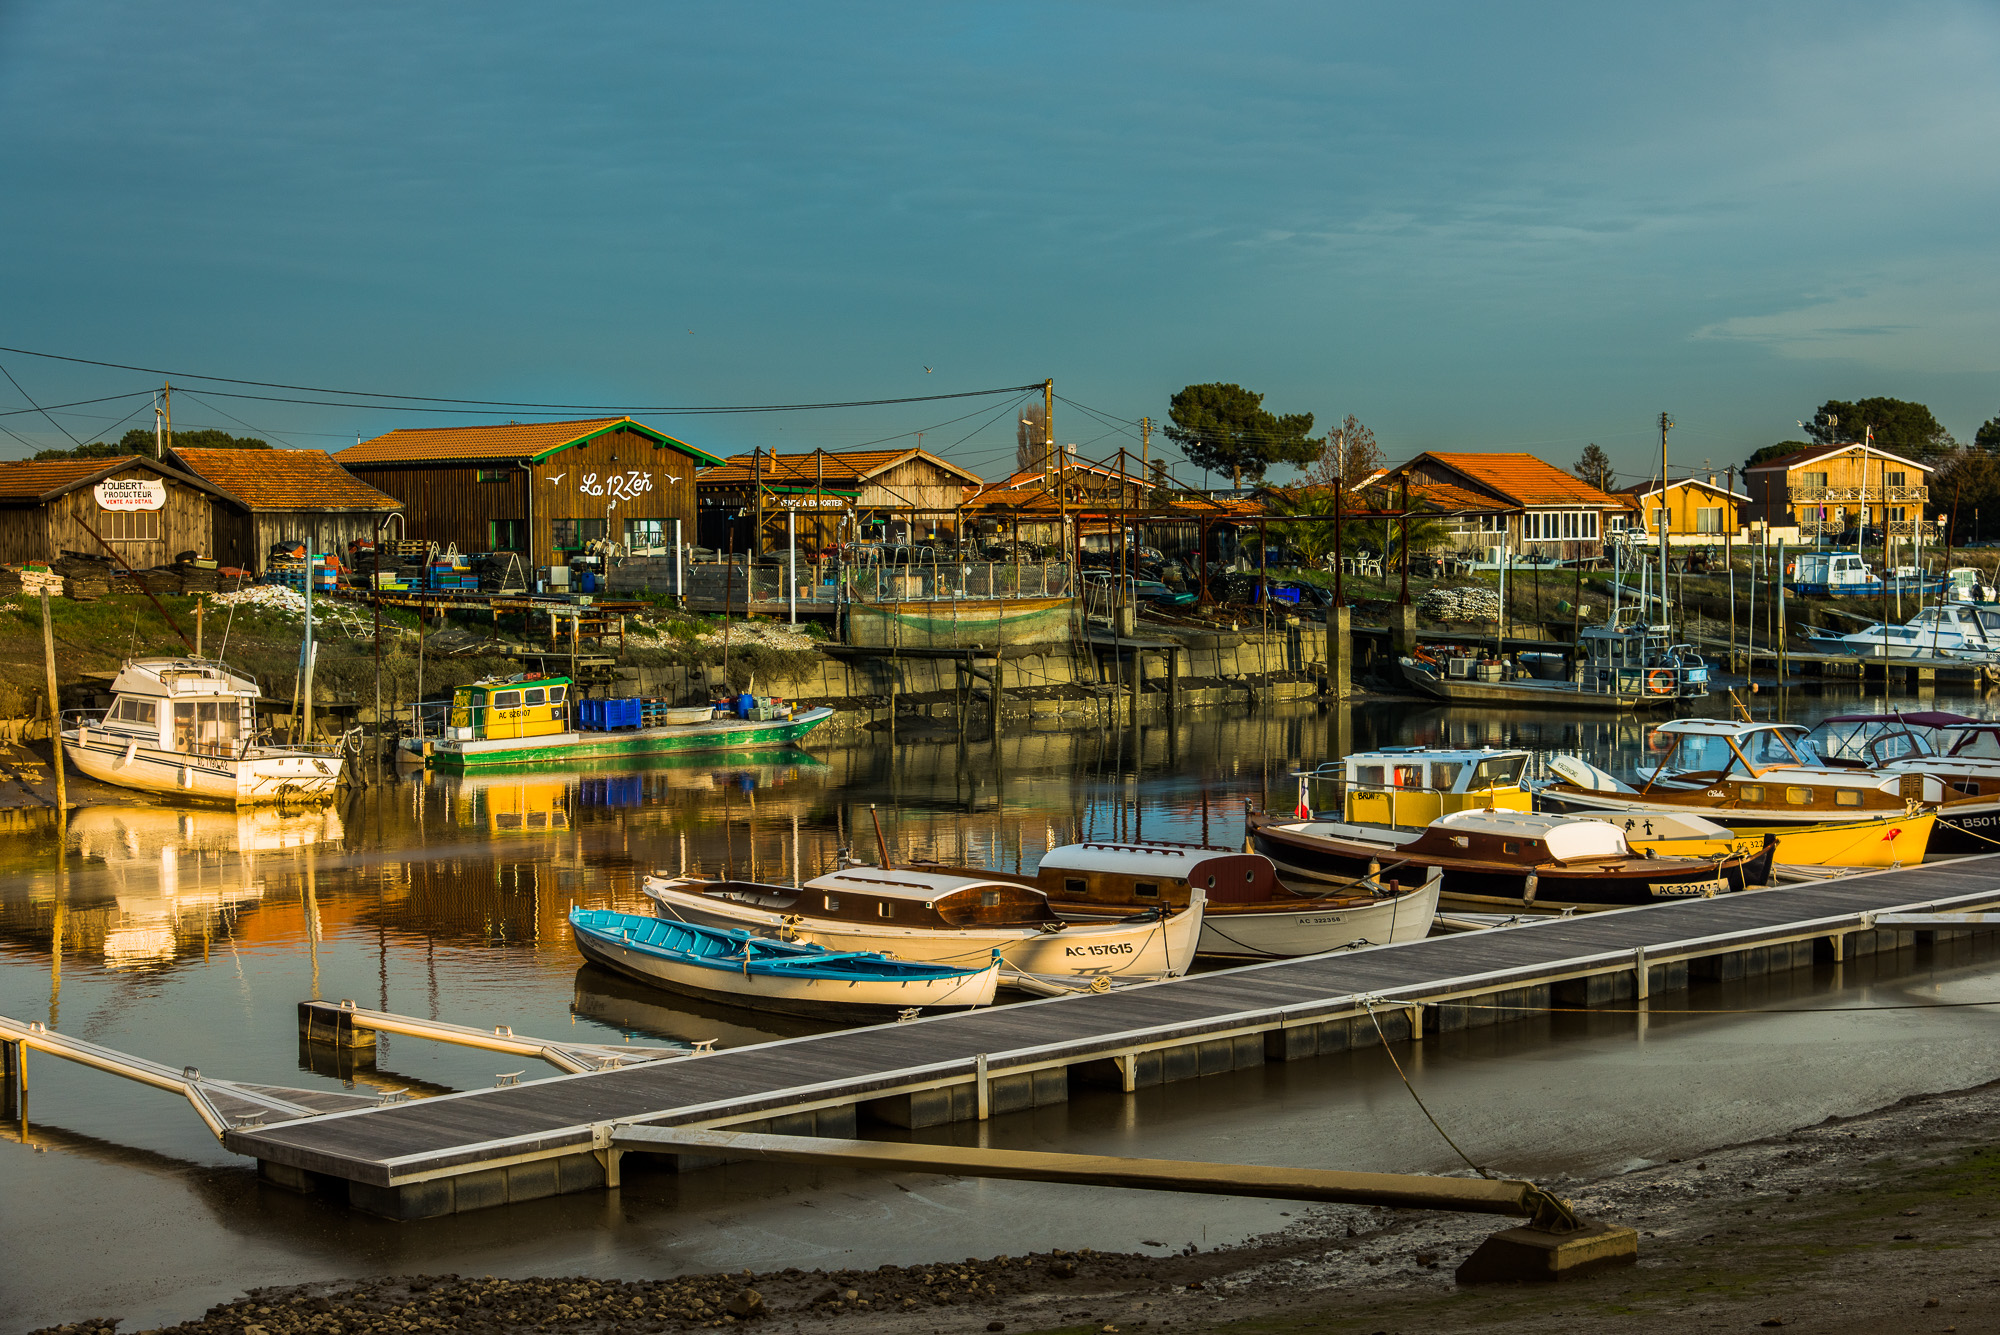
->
420 674 834 771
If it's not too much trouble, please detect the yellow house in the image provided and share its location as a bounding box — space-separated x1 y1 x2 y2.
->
1743 441 1935 544
1612 476 1748 545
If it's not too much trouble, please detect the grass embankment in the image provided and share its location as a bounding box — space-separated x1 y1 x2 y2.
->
0 592 832 720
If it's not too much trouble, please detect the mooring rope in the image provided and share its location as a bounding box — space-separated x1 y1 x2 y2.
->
1358 996 1497 1182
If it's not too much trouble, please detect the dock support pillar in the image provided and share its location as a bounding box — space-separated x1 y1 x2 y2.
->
1166 650 1179 720
1114 1052 1138 1094
298 1000 378 1050
1 1038 19 1097
1390 601 1419 659
975 1053 990 1121
989 655 1002 738
1410 1003 1424 1041
1830 931 1845 962
1131 649 1143 726
1327 606 1352 700
1633 946 1649 1000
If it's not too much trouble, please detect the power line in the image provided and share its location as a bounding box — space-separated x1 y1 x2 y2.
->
0 359 85 446
0 343 1041 415
0 389 155 420
174 389 301 449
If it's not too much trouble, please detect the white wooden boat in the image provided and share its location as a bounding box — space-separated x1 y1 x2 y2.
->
643 866 1203 982
63 658 343 803
1191 864 1442 959
989 839 1434 961
568 907 1000 1018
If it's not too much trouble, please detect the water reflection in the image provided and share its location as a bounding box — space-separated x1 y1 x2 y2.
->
6 690 2000 1331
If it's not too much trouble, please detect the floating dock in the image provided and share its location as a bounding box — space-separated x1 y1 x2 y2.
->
187 859 2000 1219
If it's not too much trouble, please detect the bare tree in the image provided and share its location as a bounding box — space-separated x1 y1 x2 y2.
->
1016 404 1052 473
1305 415 1380 488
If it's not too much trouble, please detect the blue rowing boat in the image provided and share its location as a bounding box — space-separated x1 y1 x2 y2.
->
568 908 1002 1017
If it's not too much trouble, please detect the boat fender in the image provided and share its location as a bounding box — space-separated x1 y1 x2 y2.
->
1521 871 1538 906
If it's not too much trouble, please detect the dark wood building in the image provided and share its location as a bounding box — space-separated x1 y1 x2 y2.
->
336 418 722 571
167 447 403 573
0 455 232 568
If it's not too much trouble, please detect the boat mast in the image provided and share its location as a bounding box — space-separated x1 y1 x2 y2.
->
1658 412 1673 636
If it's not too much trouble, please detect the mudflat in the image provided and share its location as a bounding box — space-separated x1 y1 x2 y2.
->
35 1075 2000 1335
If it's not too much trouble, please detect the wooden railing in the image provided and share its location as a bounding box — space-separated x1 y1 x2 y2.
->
1788 485 1928 503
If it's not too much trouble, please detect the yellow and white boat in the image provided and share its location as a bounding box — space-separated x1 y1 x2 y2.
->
1589 809 1934 869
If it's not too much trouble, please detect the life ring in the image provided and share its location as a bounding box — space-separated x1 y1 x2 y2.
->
1647 729 1672 752
1645 668 1676 695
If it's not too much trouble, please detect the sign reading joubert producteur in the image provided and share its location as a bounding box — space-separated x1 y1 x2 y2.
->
93 478 167 511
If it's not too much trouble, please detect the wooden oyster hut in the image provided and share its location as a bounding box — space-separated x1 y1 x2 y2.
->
337 418 724 571
0 455 230 568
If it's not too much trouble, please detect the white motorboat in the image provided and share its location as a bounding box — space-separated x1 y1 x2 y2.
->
1191 864 1441 959
1837 603 2000 659
63 657 344 803
643 865 1204 983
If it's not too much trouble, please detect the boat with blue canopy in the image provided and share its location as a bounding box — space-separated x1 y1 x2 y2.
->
568 907 1001 1017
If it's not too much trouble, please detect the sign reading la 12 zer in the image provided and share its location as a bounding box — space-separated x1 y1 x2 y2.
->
94 478 167 511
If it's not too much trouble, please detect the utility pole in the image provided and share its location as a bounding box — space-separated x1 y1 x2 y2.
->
162 381 172 458
154 390 164 457
1658 411 1673 631
1726 464 1737 674
1140 416 1152 484
751 447 764 562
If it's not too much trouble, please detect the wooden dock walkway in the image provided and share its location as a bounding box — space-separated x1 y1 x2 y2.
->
213 858 2000 1218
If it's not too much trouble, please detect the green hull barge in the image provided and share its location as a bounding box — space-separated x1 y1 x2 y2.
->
426 707 835 770
420 671 835 770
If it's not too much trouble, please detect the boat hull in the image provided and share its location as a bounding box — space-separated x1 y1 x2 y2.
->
644 878 1202 981
1194 871 1440 959
1622 812 1935 868
571 920 1000 1019
65 728 341 803
1248 817 1770 911
1396 661 1673 712
1537 784 1990 852
428 707 835 770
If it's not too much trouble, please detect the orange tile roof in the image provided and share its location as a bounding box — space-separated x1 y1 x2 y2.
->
338 417 724 467
0 455 232 503
699 447 982 487
1408 453 1621 508
172 448 401 512
1401 479 1511 513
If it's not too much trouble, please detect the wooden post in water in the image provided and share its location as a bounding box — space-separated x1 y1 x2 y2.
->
40 591 65 817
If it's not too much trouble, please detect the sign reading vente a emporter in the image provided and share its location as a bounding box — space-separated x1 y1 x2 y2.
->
94 478 167 511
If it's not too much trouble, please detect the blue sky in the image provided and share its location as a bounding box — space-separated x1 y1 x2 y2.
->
2 2 1997 487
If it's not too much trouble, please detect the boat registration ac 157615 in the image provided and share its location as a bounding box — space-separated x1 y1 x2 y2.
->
1650 878 1727 899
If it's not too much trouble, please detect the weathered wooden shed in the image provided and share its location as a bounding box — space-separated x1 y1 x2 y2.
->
695 447 984 553
336 418 722 571
167 447 403 572
0 455 229 568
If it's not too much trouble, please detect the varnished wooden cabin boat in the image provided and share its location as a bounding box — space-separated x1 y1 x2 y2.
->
937 841 1442 960
1798 711 2000 854
1247 807 1773 911
1538 718 1948 830
643 865 1203 982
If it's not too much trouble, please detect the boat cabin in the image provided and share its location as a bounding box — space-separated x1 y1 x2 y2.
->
1799 711 2000 798
92 658 260 759
1406 809 1635 866
750 867 1061 928
447 675 573 741
1636 717 1942 809
1577 621 1709 699
1035 842 1257 910
1790 552 1874 593
1297 748 1532 829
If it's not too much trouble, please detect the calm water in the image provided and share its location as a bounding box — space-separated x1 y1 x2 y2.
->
6 687 2000 1330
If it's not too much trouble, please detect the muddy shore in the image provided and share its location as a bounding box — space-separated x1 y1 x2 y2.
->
33 1077 2000 1335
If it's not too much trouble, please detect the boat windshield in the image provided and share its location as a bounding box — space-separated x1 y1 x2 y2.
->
1669 728 1800 775
1940 726 2000 759
1810 720 1936 764
1470 754 1525 789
